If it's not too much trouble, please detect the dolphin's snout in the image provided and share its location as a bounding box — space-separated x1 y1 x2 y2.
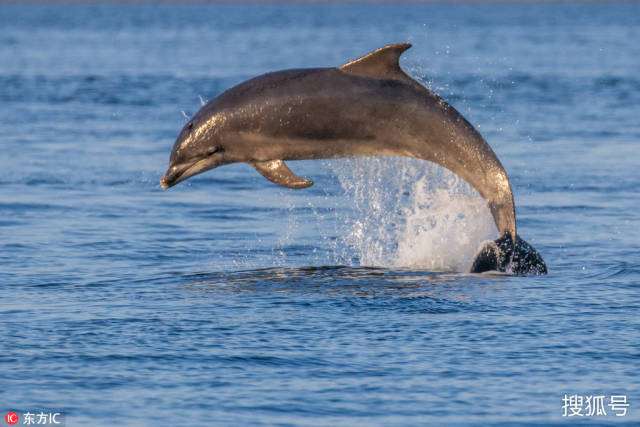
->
160 155 224 190
160 166 181 189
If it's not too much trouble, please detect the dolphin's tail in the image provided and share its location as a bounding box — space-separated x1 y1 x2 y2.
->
470 233 547 275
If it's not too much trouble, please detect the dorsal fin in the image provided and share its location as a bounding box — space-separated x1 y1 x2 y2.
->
339 43 413 83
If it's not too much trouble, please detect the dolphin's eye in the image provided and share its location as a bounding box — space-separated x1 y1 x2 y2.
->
206 147 219 156
187 122 194 130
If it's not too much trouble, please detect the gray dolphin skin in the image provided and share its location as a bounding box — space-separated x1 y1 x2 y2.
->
161 43 547 275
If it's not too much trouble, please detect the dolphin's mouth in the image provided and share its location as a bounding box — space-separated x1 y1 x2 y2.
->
160 165 187 189
161 162 193 189
160 160 203 189
160 154 225 189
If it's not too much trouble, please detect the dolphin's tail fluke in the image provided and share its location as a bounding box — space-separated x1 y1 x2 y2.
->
470 233 547 275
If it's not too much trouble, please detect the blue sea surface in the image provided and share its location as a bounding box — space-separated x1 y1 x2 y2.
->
1 2 639 425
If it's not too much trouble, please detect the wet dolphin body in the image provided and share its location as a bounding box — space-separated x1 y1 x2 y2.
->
161 43 547 275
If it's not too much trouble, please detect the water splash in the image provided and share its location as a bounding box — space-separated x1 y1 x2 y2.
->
328 157 497 272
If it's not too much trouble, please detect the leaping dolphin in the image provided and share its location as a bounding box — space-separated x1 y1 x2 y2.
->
161 43 547 275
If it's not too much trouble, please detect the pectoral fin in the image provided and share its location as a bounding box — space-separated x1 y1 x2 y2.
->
250 160 313 189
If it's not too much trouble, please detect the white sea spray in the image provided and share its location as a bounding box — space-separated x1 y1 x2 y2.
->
328 157 497 271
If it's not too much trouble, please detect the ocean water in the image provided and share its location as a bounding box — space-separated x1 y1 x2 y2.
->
1 2 639 425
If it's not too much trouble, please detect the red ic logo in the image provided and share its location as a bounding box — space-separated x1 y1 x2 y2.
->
5 412 18 425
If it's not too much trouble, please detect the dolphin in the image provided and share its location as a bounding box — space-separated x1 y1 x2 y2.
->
161 43 547 275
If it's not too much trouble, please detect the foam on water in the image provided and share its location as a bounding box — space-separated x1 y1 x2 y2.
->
328 157 497 272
